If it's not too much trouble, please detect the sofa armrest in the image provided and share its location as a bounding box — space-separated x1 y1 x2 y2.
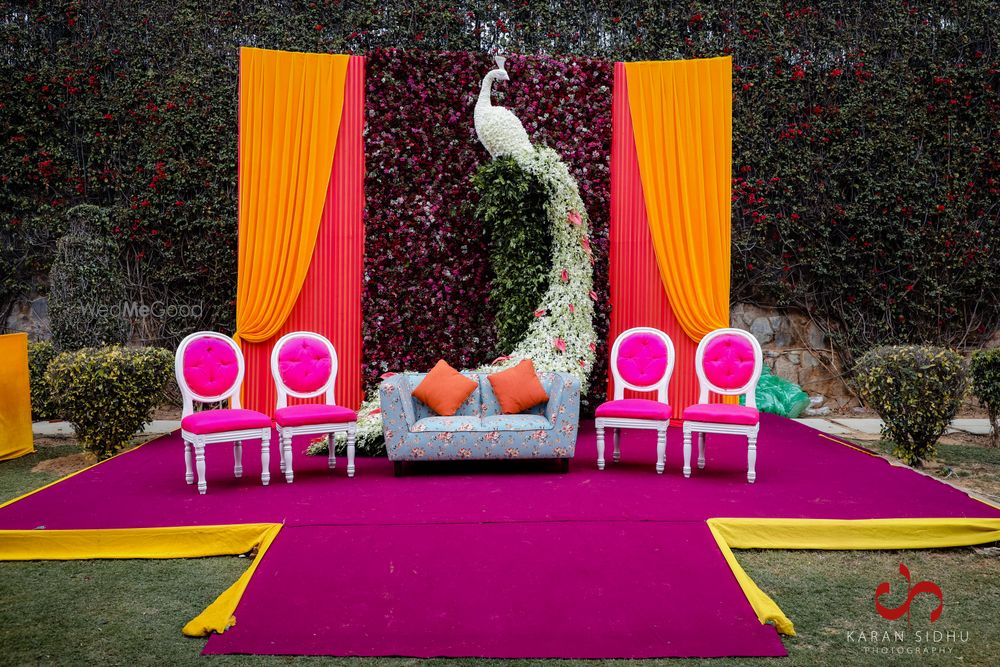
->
379 374 417 432
545 373 581 433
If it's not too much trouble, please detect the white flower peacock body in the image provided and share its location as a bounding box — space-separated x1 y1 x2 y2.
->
474 56 534 159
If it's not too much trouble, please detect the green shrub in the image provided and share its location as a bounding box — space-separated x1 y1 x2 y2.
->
854 346 967 466
472 157 552 353
45 346 173 460
27 341 59 421
970 348 1000 448
48 205 128 351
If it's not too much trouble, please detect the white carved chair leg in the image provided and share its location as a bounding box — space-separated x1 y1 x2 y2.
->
697 432 706 469
278 430 286 473
328 432 336 469
194 443 207 495
184 441 194 484
233 440 243 478
260 433 271 486
346 426 356 478
747 433 758 484
595 422 606 470
655 427 667 474
282 432 293 484
613 428 621 463
682 428 692 478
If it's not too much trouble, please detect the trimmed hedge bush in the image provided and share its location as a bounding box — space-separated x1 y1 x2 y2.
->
970 348 1000 448
27 341 59 421
48 205 128 351
854 346 967 466
473 157 553 354
45 346 173 460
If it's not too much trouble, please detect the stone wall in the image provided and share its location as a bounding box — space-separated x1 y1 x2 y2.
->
4 289 49 341
730 303 858 411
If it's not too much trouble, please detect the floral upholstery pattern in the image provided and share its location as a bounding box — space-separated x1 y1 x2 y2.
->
481 415 551 431
379 372 580 461
411 416 483 432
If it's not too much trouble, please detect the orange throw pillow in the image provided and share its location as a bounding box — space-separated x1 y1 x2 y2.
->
488 359 549 414
412 360 478 416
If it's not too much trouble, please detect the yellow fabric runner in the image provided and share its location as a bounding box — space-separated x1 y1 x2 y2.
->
0 333 34 461
624 57 732 342
708 516 1000 635
0 523 281 636
235 48 350 343
0 523 279 561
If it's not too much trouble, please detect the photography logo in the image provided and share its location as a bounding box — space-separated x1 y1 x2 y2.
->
874 562 943 625
844 563 968 656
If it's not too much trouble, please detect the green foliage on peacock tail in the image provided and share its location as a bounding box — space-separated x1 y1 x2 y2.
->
472 157 553 354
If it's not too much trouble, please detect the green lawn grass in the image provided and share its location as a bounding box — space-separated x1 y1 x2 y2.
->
1 440 998 665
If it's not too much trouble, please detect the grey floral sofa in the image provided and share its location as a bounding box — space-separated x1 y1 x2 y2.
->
379 371 581 475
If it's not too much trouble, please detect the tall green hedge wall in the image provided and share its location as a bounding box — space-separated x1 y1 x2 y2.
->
2 2 997 369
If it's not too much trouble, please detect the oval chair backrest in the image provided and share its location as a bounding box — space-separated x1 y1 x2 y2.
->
270 331 338 410
175 331 246 418
609 327 676 404
694 328 763 408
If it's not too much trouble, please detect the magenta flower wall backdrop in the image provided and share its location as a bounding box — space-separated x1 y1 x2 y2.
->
363 49 612 407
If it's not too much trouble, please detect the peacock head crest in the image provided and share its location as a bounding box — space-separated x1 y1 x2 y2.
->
493 55 509 81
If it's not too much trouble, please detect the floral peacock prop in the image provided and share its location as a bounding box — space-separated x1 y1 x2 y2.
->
314 55 598 456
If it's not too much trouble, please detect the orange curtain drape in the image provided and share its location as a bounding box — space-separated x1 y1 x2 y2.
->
235 48 350 344
624 57 732 342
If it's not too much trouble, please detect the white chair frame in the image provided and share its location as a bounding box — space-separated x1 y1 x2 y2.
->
682 328 764 483
596 327 676 473
270 331 356 482
176 332 271 495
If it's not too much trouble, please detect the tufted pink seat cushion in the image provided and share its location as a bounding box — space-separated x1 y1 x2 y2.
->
273 404 357 427
182 409 271 434
701 334 756 389
596 398 671 421
278 337 333 394
682 403 760 426
616 332 668 386
183 337 240 397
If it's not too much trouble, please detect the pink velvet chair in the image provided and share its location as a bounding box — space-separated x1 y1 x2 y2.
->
270 331 357 482
595 327 675 473
682 328 764 483
175 331 272 494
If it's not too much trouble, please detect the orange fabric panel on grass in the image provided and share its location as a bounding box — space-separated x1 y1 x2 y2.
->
0 333 34 461
235 48 350 345
623 57 732 343
241 56 365 413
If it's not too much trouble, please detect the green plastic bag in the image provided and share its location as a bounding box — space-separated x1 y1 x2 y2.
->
741 366 811 418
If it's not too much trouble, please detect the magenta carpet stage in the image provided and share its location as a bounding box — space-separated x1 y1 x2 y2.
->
2 415 999 658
